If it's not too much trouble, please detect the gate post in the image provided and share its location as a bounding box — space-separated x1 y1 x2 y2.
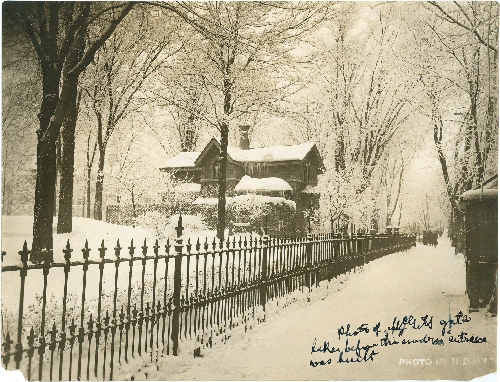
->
172 214 184 356
260 235 270 314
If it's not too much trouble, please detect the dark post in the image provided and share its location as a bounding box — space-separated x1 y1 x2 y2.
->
260 235 269 314
15 242 29 369
216 121 229 241
172 214 184 355
306 233 313 292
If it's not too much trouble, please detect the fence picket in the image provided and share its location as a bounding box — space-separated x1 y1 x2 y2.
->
94 240 106 379
109 240 121 381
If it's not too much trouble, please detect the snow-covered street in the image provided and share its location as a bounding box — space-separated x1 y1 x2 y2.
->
127 238 496 381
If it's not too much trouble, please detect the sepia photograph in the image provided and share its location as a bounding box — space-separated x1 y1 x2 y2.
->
1 1 498 381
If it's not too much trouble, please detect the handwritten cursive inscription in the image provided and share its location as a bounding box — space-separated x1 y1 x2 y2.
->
310 311 487 367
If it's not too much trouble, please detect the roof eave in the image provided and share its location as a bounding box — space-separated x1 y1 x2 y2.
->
195 138 237 166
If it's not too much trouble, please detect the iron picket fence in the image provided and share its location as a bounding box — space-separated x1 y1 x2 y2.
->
1 216 415 381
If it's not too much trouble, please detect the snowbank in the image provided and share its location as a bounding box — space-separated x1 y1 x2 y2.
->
235 175 292 192
174 182 202 193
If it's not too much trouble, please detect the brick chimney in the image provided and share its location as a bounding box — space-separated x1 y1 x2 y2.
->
239 125 251 150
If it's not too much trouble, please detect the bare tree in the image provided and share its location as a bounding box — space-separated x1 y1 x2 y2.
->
3 1 134 260
377 150 413 227
2 57 40 215
167 73 207 152
302 8 415 197
83 12 180 220
416 2 499 245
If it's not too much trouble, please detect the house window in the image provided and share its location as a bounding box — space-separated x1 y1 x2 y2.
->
304 163 310 183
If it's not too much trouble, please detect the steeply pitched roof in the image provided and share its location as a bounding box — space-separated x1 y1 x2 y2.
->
162 151 201 169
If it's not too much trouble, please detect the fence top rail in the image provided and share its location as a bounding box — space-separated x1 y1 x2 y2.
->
1 238 175 272
0 253 179 273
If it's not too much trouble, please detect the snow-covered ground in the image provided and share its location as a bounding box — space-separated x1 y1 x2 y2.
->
111 237 496 381
1 216 258 310
2 218 496 381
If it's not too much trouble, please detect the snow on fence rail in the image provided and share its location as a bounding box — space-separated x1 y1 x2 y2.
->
1 215 416 381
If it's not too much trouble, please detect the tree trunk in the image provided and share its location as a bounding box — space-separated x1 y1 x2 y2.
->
335 131 345 172
131 190 136 227
55 136 61 217
57 29 85 233
429 86 461 247
216 65 234 241
86 135 97 219
57 79 79 233
216 122 229 241
387 165 405 225
448 203 464 249
31 67 61 262
87 166 92 218
94 150 106 221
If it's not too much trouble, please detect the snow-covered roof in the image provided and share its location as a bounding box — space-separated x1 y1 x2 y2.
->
460 174 498 201
482 175 498 189
227 142 316 163
164 139 321 171
162 152 201 168
235 175 292 192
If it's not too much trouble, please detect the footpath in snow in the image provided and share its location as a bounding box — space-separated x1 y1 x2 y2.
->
124 238 496 381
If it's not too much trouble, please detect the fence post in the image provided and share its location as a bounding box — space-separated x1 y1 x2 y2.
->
260 234 269 314
306 233 313 293
171 214 184 356
15 242 29 369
